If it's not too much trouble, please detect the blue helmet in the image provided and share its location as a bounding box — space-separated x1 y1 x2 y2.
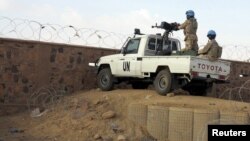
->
186 10 195 18
207 30 216 39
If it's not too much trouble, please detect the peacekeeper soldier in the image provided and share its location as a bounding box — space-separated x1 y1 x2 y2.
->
178 10 199 53
198 30 222 61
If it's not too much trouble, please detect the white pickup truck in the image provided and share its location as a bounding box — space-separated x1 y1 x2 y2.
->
89 32 231 95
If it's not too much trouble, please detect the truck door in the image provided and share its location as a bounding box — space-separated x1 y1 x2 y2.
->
114 38 142 77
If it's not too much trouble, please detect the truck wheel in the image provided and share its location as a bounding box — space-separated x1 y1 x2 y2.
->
97 68 114 91
131 83 149 89
154 69 172 95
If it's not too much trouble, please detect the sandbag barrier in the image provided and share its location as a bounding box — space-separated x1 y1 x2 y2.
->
127 103 250 141
147 105 169 141
127 103 148 127
220 111 249 125
193 109 220 141
168 107 193 141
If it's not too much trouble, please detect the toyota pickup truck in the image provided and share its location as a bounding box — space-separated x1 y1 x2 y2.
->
89 24 231 96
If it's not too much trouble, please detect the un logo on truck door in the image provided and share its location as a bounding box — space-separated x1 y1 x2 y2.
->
123 61 130 72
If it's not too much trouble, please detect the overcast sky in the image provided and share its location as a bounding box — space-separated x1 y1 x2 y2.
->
1 0 250 47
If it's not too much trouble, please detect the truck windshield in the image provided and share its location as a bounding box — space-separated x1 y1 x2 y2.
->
125 39 140 54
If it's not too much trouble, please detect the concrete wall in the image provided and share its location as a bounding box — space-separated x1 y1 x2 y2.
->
0 38 117 103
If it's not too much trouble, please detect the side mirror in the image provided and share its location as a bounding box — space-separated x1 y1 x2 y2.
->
134 28 144 36
134 28 141 35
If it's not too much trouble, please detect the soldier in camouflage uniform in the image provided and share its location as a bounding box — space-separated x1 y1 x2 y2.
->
198 30 222 61
179 10 199 53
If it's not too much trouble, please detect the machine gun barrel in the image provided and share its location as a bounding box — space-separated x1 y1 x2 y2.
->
151 23 162 29
152 21 179 32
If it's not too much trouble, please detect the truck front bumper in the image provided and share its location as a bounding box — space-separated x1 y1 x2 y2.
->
88 62 98 74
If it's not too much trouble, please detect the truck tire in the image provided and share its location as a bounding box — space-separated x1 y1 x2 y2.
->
154 69 172 95
97 68 114 91
131 83 149 89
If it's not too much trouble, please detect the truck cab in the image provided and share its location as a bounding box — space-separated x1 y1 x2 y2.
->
122 34 181 57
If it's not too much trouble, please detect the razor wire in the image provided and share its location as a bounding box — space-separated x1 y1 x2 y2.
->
0 16 250 61
220 44 250 62
0 16 128 49
219 79 250 104
27 86 66 111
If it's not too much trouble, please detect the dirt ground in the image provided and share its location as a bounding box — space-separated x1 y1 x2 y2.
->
0 89 250 141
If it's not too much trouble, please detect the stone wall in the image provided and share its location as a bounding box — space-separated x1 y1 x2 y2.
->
214 61 250 102
0 38 250 104
0 38 117 103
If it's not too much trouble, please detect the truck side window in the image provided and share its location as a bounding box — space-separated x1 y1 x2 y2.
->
148 38 156 50
172 41 177 51
147 38 162 50
163 40 171 50
164 40 171 45
126 39 140 54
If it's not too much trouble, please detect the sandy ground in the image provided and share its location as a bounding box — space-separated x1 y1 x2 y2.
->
0 89 249 141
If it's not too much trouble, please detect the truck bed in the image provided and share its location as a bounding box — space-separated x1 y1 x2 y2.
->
141 56 231 80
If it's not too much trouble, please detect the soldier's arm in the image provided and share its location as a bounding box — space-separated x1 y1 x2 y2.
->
198 42 212 54
179 20 188 29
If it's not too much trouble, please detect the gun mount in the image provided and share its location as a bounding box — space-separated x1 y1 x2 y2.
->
152 21 180 54
152 21 179 40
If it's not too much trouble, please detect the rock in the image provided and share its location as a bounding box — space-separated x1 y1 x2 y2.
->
9 127 24 133
145 95 152 99
93 99 102 105
103 95 110 100
94 134 101 140
102 110 116 119
30 108 48 118
166 93 175 97
110 123 123 133
173 89 189 95
30 108 40 117
110 122 118 129
209 102 216 106
117 135 126 141
102 136 113 141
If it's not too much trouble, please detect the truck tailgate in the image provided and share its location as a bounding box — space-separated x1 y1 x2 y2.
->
190 57 231 80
